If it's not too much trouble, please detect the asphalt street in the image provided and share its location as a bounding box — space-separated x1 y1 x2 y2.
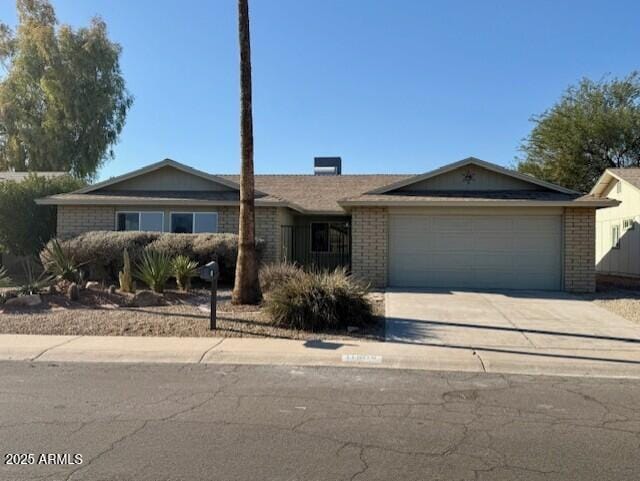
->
1 361 640 481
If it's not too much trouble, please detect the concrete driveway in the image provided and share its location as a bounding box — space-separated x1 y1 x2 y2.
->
385 289 640 351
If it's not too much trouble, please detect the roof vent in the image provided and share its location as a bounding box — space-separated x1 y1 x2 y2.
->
314 157 342 176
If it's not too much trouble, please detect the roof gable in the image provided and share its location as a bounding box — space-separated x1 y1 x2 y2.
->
76 159 242 194
590 168 640 197
368 157 578 195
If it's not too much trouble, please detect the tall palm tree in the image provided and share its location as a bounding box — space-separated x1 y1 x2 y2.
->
232 0 261 304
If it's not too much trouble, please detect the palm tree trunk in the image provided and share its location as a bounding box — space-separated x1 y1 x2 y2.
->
232 0 261 305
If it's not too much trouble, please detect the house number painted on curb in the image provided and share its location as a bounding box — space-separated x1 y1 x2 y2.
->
341 354 383 364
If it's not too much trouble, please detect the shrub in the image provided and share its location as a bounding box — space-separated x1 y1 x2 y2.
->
150 233 265 283
259 263 305 293
0 266 12 287
41 239 84 282
41 231 265 283
118 248 135 293
41 231 160 280
0 174 85 256
134 250 173 293
264 268 373 331
172 255 199 291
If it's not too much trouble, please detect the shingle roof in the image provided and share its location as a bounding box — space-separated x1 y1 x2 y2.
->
219 174 410 213
0 171 68 182
609 168 640 189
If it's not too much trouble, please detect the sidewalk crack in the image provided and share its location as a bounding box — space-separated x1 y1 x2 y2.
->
31 336 83 362
473 350 487 372
198 338 225 363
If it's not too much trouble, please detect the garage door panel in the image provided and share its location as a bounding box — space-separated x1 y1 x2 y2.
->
389 214 562 290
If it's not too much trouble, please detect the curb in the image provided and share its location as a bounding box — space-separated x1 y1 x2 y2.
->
1 334 640 379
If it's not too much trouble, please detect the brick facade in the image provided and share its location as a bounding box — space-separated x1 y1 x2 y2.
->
57 204 597 292
351 207 388 288
57 205 115 239
563 207 596 293
56 204 280 264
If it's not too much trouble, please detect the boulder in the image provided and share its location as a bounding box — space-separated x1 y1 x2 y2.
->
85 281 101 289
5 294 42 308
67 283 80 301
131 290 163 307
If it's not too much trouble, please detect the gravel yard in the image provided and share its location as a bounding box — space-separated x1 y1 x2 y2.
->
0 287 385 341
591 277 640 324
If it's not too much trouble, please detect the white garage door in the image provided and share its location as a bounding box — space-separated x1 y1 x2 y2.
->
389 214 562 290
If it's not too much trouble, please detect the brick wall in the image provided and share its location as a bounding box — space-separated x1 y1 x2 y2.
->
563 207 596 293
351 207 388 288
57 206 115 239
56 205 278 264
255 207 279 264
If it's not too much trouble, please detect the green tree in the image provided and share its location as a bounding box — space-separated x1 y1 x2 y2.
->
0 174 84 256
232 0 261 305
0 0 133 180
517 72 640 192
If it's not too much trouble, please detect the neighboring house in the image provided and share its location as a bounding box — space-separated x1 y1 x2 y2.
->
0 172 67 182
36 157 617 293
590 168 640 278
0 171 68 276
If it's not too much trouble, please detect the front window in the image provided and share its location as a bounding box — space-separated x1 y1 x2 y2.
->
171 212 218 233
117 212 163 232
612 225 621 249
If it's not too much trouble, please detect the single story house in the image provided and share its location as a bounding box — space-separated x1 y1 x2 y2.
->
37 157 617 292
590 168 640 278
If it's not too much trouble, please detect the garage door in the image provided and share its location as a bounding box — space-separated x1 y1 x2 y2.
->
389 214 562 290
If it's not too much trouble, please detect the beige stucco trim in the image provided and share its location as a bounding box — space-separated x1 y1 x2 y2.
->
339 199 618 208
36 197 288 207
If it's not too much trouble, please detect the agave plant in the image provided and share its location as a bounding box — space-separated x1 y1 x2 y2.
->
134 250 172 293
0 265 12 287
18 258 54 295
41 239 84 282
172 255 199 291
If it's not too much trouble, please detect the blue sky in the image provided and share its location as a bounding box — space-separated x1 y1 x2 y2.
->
1 1 638 180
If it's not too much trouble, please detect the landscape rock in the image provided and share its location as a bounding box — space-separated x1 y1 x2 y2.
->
108 285 117 294
5 294 42 308
85 281 100 289
131 290 163 307
67 283 80 301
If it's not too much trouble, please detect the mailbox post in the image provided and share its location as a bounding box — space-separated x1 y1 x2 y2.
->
199 260 220 330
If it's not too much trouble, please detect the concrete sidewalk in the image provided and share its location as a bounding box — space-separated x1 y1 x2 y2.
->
2 333 640 379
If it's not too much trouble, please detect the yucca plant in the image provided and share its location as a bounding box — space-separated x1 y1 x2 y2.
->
134 250 172 293
0 266 12 287
18 258 54 295
172 255 199 291
118 248 136 293
41 239 84 282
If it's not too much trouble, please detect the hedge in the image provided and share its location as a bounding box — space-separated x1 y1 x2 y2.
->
0 174 85 256
40 231 265 283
